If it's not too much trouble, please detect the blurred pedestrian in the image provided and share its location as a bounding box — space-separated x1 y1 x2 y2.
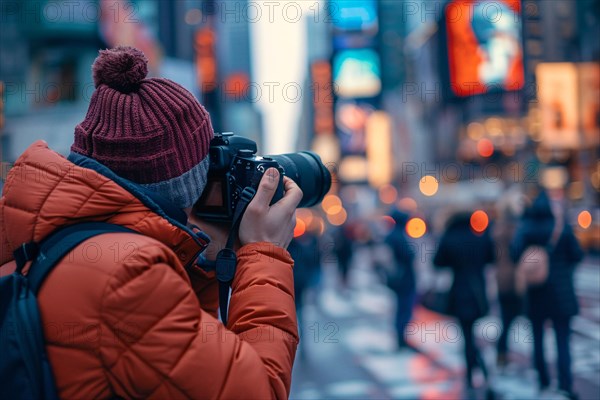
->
433 211 496 390
288 229 321 362
289 230 322 324
494 189 525 368
384 210 417 350
333 225 354 289
511 190 583 399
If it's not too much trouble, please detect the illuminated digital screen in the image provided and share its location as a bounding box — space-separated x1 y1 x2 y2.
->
445 0 525 97
311 61 335 135
332 49 381 99
579 63 600 146
536 63 579 149
335 100 376 156
331 0 378 33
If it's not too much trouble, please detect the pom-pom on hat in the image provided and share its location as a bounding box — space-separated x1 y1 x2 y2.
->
92 46 148 93
72 46 214 209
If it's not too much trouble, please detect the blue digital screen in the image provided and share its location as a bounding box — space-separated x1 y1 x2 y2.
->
332 48 381 99
330 0 378 33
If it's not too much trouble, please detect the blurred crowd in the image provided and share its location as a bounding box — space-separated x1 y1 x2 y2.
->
290 179 592 400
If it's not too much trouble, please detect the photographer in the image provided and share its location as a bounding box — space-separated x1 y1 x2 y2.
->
0 47 302 399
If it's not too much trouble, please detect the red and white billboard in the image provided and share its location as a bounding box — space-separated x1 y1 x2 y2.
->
445 0 525 97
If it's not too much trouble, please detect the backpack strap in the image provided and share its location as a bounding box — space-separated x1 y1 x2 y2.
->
7 222 138 400
14 222 138 294
13 242 40 273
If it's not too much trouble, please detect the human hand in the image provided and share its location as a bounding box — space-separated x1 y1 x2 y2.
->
239 168 303 249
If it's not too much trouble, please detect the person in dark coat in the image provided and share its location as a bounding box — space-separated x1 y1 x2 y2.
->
433 211 496 389
333 225 354 289
494 195 524 367
288 230 322 361
511 190 583 398
289 231 321 322
385 210 417 349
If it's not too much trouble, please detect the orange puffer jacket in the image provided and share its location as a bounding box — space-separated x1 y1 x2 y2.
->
0 141 298 399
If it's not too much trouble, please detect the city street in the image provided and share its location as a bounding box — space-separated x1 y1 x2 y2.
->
290 247 600 400
1 1 598 398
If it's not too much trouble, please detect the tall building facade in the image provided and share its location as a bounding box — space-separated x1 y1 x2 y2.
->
196 0 263 147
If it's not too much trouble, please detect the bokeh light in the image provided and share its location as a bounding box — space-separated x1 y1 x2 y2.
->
470 210 489 233
578 210 592 229
466 122 485 140
541 167 568 190
477 138 494 158
184 9 203 25
419 176 439 196
321 194 342 214
484 117 503 136
397 197 418 212
296 208 314 227
406 217 427 238
327 208 348 226
379 184 398 204
293 217 306 237
381 215 396 230
310 216 326 236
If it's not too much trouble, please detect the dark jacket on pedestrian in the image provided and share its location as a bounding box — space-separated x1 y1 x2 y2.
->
433 212 496 321
289 232 321 306
385 211 416 293
495 220 520 295
511 192 583 318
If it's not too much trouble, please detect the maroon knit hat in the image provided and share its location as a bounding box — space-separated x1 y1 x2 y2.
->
72 46 214 208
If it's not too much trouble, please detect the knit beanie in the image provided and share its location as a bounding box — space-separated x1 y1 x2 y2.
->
71 46 214 209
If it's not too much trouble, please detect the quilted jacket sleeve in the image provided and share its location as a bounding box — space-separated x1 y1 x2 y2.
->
100 242 298 399
187 265 220 319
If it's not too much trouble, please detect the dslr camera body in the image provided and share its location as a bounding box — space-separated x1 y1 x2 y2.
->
194 132 331 222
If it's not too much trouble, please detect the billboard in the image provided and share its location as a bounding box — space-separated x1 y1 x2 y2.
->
366 111 393 187
331 0 378 33
335 100 375 156
330 0 382 185
332 48 381 99
579 63 600 147
311 61 335 136
445 0 524 97
536 63 579 149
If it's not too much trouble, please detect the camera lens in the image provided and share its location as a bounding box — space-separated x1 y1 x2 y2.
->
270 151 332 207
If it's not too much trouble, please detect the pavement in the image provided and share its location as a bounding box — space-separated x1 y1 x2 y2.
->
290 246 600 400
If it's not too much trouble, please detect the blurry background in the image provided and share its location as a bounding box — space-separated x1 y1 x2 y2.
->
1 1 599 399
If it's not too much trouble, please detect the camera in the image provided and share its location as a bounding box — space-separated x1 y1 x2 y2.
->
194 132 332 222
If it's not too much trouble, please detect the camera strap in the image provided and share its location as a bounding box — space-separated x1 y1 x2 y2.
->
216 186 257 325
